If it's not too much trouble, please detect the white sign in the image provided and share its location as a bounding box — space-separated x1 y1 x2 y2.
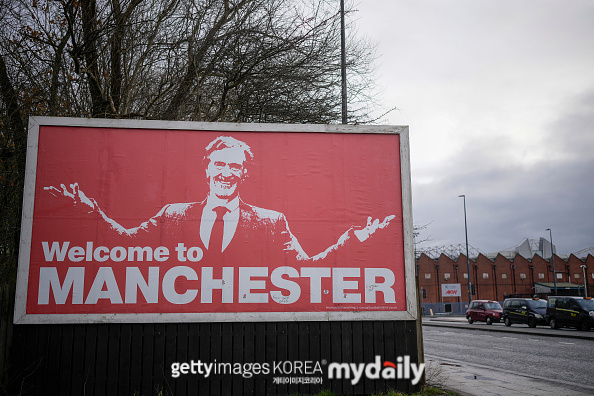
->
441 283 461 297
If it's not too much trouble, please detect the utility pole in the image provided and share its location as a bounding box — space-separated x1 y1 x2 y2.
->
459 195 472 304
340 0 347 124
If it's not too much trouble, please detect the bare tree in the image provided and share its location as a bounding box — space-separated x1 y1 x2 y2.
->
0 0 379 281
2 0 376 120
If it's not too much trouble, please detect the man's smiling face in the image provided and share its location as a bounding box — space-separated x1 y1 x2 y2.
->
205 147 246 200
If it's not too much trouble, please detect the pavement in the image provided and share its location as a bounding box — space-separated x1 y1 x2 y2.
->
421 316 594 396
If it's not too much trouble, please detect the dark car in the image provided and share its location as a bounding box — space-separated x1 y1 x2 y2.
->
502 297 547 328
546 296 594 331
466 300 503 325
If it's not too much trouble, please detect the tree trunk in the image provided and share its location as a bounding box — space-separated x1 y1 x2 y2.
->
81 0 109 116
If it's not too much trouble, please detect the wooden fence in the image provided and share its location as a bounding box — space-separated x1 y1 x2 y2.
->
1 283 15 392
6 320 421 396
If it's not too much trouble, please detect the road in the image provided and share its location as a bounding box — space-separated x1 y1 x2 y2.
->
423 325 594 393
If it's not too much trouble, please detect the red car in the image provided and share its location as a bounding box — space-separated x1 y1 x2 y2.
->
466 300 503 325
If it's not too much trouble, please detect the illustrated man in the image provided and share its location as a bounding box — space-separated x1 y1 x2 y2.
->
45 136 394 264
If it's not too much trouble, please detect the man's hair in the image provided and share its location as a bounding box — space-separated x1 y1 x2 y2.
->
203 136 254 173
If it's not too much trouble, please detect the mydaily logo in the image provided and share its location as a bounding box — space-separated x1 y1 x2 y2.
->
327 355 424 385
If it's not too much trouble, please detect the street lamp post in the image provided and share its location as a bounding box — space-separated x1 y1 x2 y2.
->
546 228 558 295
581 265 588 298
459 195 472 304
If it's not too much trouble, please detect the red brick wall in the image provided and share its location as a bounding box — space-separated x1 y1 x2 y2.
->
416 253 594 303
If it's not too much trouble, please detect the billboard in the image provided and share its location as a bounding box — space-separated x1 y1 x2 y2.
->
441 284 462 297
15 117 414 323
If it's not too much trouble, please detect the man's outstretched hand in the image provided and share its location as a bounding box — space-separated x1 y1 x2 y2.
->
353 215 396 242
44 182 97 214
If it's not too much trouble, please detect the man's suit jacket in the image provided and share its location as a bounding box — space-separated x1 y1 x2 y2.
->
99 199 336 266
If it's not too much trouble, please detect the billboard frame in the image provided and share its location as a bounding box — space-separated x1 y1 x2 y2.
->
15 116 415 324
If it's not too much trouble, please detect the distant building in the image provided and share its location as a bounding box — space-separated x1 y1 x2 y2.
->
417 239 594 308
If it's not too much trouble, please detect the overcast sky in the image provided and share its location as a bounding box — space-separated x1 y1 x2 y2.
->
356 0 594 255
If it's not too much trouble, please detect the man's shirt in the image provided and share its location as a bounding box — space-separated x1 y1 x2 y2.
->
200 195 240 252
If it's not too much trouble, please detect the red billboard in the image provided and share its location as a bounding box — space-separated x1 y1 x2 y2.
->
15 118 415 323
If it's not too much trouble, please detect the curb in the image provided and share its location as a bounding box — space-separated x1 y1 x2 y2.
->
422 320 594 341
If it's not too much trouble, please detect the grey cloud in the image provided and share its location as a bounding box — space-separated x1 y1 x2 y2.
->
413 91 594 254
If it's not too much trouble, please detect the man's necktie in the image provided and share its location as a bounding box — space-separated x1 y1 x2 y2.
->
210 206 229 253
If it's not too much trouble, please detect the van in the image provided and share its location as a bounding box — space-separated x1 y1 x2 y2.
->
502 298 547 328
546 296 594 331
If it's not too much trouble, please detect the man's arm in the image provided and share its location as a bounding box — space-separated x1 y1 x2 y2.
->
44 182 96 214
44 182 161 238
309 215 396 261
278 213 396 262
